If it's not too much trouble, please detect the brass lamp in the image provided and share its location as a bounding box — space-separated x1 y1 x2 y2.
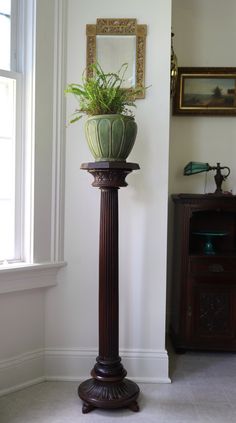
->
184 161 231 194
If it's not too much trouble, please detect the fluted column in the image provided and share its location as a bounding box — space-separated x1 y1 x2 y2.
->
99 188 119 359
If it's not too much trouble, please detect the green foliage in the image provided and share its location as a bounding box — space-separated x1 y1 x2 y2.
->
65 63 144 124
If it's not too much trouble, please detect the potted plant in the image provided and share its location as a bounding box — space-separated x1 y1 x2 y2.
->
65 63 144 162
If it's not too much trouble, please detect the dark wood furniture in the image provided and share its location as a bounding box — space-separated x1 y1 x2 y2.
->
170 193 236 352
78 161 140 413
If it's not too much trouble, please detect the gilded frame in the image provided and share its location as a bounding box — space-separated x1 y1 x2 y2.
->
173 67 236 116
86 18 147 99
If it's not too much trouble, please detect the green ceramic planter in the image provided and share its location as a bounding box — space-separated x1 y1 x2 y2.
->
85 114 137 161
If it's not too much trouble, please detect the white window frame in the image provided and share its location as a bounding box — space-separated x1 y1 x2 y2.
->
0 0 67 290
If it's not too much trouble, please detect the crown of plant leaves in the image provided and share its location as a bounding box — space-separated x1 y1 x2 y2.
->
65 62 145 124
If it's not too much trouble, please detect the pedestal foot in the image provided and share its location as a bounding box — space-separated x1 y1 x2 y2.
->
129 401 140 412
82 402 95 414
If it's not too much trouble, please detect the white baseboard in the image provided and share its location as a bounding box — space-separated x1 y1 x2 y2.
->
0 349 45 396
0 347 170 396
0 377 46 397
44 347 171 384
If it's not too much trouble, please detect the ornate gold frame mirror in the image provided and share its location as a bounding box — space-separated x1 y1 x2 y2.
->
86 19 147 98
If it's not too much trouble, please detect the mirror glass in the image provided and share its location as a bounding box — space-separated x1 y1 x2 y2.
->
96 35 136 88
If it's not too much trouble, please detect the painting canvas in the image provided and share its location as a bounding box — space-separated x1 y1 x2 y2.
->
173 67 236 115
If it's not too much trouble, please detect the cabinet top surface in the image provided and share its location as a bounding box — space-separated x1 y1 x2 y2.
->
172 193 236 202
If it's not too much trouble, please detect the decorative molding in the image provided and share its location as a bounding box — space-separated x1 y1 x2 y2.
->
22 0 37 262
44 347 170 384
0 261 66 294
81 162 140 188
136 32 146 93
96 18 137 35
0 349 44 370
0 349 45 396
86 24 96 73
90 170 130 188
51 0 67 262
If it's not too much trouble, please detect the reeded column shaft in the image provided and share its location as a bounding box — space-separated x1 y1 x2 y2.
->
93 186 126 381
99 188 119 359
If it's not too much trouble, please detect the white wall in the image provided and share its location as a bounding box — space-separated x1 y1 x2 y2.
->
0 290 45 393
169 0 236 195
45 0 172 382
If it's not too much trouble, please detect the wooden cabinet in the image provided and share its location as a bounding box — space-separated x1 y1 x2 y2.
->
170 194 236 352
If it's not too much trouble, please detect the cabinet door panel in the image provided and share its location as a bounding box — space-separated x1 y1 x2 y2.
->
190 284 236 346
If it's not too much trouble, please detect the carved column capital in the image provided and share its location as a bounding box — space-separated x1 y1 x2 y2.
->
81 161 140 189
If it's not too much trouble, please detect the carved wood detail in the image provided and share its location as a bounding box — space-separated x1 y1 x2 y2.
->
96 18 137 34
199 292 229 333
78 378 139 412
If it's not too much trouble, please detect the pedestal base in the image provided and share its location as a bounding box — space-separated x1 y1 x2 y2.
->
78 378 140 413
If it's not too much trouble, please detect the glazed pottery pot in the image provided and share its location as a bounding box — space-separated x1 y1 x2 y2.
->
85 114 137 161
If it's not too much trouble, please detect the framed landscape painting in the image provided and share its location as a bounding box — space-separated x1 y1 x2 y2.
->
173 67 236 115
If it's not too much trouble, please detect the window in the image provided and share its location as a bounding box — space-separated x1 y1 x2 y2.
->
0 0 66 292
0 0 22 262
0 0 66 277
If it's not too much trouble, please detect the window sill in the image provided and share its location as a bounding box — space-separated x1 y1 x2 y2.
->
0 262 66 294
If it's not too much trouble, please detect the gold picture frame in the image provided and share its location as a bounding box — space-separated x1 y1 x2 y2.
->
173 67 236 116
86 18 147 99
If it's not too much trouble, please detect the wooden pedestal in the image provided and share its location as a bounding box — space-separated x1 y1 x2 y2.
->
79 162 140 413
